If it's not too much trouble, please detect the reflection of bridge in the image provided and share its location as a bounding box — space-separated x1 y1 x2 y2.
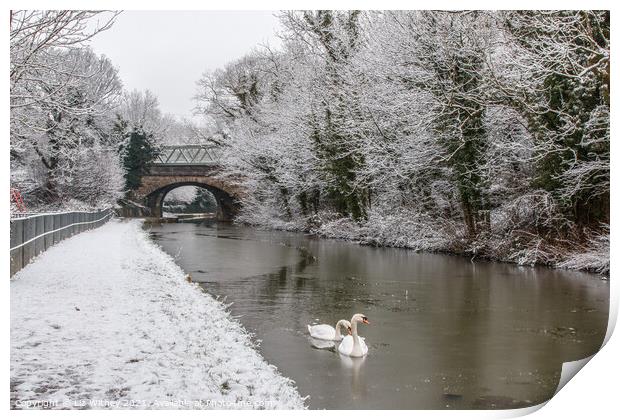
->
129 145 243 221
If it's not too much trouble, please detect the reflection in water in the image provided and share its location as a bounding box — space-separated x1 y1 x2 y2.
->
339 354 367 401
147 222 609 409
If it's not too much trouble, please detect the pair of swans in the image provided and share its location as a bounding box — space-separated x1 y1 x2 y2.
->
307 314 369 357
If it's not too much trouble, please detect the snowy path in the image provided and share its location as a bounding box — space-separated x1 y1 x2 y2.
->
10 219 306 409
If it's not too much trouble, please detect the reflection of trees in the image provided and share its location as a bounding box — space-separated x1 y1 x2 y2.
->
252 238 378 332
418 260 608 407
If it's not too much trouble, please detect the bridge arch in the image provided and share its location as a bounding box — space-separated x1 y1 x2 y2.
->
145 180 239 221
125 145 244 221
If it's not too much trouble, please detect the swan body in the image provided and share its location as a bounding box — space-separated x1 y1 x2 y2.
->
338 313 369 358
338 335 368 356
309 337 336 350
307 319 350 341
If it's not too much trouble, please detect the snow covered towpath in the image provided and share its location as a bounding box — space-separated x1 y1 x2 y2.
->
11 219 306 409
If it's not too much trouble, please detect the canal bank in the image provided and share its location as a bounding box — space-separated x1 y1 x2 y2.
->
10 219 305 409
236 214 610 275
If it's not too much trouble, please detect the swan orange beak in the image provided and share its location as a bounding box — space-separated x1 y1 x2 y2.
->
362 319 370 325
347 326 352 335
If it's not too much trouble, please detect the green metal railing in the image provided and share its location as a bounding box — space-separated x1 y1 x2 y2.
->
153 145 222 166
10 209 114 277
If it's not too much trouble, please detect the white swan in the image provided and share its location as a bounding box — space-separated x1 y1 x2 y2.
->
309 337 337 350
338 314 369 358
307 319 351 341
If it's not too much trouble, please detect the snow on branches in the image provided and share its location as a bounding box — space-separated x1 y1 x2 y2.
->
194 10 609 273
10 11 125 210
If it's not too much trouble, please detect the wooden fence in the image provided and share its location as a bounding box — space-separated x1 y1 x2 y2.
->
10 209 114 277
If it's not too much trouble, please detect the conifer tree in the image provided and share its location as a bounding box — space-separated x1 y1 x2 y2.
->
119 120 158 193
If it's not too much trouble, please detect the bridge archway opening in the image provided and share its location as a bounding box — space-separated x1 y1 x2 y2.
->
162 186 218 216
146 181 238 221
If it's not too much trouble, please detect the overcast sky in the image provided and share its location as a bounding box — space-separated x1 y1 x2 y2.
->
90 11 282 120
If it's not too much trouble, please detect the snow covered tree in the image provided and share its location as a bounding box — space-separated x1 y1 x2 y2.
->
278 10 370 220
10 11 120 155
193 10 609 271
10 11 125 210
118 90 165 139
499 11 610 228
195 53 268 128
358 11 494 236
119 124 158 192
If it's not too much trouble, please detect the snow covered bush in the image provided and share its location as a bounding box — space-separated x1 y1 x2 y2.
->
557 226 610 274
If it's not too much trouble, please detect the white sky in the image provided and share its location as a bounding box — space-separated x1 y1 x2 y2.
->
89 11 282 121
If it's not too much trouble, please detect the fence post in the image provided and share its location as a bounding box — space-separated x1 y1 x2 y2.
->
10 219 24 277
66 212 72 239
71 212 77 237
53 214 61 244
22 217 36 268
34 215 45 257
44 215 53 250
66 212 72 237
62 213 69 241
58 213 64 241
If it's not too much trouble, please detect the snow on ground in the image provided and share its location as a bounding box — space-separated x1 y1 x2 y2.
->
10 219 306 409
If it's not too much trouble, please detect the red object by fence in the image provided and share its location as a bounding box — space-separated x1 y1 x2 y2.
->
10 188 26 212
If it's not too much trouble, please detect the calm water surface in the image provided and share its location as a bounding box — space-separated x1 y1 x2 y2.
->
147 222 609 409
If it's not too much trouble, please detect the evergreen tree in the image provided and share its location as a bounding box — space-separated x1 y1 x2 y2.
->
118 120 158 193
187 188 218 213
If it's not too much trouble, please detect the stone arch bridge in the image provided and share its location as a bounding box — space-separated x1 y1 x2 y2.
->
129 145 243 221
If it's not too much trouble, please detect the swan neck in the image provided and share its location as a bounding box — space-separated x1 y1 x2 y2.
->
350 320 361 354
334 320 344 340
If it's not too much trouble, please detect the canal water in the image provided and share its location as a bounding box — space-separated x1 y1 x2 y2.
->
147 221 609 410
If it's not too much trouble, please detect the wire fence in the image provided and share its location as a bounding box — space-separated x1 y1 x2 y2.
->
10 209 114 277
